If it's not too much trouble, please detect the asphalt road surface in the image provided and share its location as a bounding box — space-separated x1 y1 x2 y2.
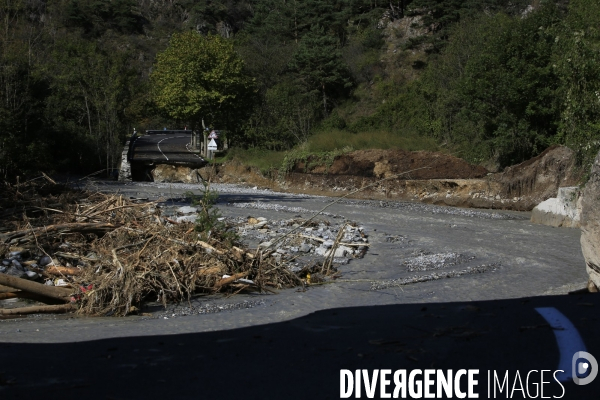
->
130 132 205 165
1 181 598 399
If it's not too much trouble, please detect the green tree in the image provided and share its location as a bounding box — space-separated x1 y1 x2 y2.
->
45 35 137 173
65 0 146 37
417 5 561 167
151 31 255 139
244 79 320 149
405 0 531 52
0 0 50 177
289 26 352 117
553 0 600 164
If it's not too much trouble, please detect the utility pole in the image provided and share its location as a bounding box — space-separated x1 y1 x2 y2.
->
202 119 208 158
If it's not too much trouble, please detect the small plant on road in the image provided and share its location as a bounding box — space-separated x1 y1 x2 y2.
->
186 183 237 245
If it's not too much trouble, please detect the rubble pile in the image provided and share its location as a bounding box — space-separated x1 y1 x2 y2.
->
234 217 368 263
0 178 368 317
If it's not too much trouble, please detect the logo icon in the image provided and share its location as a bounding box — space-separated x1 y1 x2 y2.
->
572 351 598 385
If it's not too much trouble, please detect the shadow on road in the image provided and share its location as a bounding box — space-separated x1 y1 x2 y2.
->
1 294 598 399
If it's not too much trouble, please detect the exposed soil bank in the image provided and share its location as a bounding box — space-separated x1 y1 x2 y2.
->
192 146 583 211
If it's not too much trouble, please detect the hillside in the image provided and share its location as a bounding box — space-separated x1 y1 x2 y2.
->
0 0 598 179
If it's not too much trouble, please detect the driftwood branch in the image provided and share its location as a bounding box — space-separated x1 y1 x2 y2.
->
0 274 72 302
0 222 119 244
41 172 57 184
196 240 224 255
0 303 75 315
0 291 68 304
214 272 250 289
298 234 370 247
45 266 82 276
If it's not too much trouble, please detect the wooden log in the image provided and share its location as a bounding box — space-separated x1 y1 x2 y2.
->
0 291 66 304
0 222 118 244
214 272 250 289
45 266 82 276
0 303 75 315
0 274 72 302
196 240 224 255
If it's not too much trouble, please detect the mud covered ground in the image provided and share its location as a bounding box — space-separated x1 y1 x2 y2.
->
204 146 582 211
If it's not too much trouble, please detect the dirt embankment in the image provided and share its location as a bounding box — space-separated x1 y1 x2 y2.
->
195 146 582 211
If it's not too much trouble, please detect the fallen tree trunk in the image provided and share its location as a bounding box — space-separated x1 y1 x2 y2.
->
0 222 119 244
0 303 75 315
0 275 72 302
0 291 67 304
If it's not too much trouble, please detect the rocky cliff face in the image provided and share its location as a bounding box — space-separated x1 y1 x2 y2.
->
581 151 600 290
494 146 581 210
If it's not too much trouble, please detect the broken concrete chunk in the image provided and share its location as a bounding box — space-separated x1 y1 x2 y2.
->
531 186 581 228
177 206 198 214
315 246 329 256
176 215 197 223
333 245 352 258
299 243 312 253
333 258 349 265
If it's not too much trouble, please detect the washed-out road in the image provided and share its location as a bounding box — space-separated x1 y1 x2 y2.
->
1 181 597 399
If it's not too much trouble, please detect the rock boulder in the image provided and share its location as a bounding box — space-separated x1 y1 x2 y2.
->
531 187 581 228
581 151 600 290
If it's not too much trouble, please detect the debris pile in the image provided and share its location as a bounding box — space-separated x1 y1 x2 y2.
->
0 178 367 316
234 217 369 264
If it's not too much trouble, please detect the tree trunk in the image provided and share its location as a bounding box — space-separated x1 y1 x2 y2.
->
0 304 75 315
322 83 328 118
0 275 72 302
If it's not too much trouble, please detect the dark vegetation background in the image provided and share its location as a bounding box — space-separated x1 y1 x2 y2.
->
0 0 598 178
